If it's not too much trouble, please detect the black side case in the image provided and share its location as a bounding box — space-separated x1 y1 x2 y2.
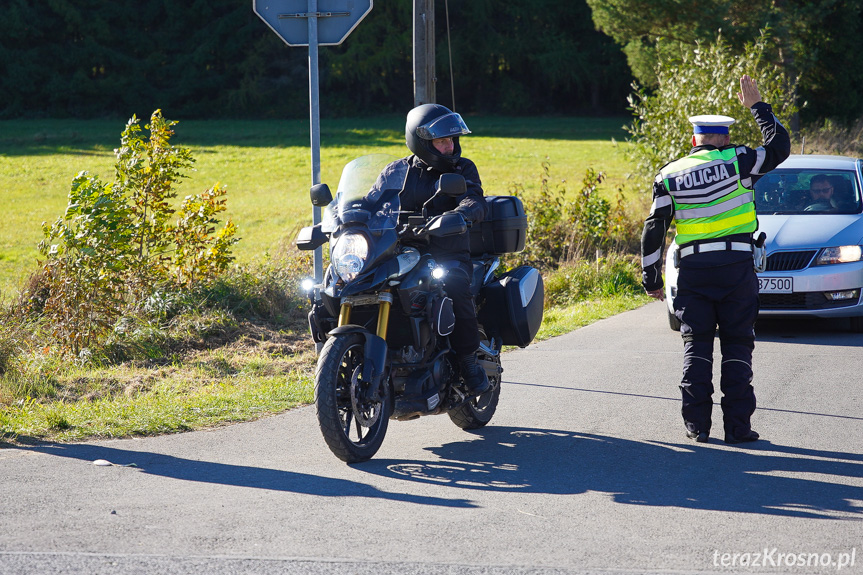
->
478 266 544 348
469 196 528 256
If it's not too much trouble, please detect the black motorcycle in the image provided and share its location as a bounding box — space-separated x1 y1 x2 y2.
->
296 154 543 463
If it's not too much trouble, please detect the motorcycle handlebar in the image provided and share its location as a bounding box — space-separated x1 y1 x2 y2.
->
401 212 468 239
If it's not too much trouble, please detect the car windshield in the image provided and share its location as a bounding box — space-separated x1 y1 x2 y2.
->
753 169 863 214
321 154 405 233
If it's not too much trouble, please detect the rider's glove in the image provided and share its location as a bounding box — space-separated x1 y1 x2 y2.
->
443 209 470 227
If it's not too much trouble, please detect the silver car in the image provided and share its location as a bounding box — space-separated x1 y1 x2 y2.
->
664 154 863 332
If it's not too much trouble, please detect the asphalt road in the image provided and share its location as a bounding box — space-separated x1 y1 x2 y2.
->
2 301 861 575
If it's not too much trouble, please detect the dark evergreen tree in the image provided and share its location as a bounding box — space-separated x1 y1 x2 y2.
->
585 0 863 123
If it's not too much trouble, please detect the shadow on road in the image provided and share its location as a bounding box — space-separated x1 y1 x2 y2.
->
504 381 863 422
357 427 863 520
10 428 862 519
10 442 478 509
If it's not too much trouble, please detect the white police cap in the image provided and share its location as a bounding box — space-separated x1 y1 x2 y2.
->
689 114 736 134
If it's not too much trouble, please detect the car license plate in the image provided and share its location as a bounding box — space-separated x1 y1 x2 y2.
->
759 277 793 293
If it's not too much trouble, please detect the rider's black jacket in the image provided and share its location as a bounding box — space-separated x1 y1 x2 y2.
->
381 154 487 263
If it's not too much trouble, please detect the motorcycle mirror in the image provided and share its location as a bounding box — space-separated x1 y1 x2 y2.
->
295 223 328 250
422 174 468 218
437 173 467 197
310 183 333 207
427 212 468 237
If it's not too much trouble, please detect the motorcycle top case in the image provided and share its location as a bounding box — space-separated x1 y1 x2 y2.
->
478 265 544 348
469 196 528 257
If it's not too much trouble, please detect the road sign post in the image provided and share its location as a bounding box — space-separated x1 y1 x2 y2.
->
253 0 373 289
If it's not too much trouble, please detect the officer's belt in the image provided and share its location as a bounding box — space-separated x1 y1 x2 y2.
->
679 241 752 258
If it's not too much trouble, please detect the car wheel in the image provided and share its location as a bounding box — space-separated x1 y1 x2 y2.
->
668 309 681 332
850 316 863 333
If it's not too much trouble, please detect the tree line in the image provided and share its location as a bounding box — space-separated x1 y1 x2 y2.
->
0 0 859 122
587 0 863 125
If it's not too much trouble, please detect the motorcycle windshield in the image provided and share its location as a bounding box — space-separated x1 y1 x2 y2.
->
321 154 406 233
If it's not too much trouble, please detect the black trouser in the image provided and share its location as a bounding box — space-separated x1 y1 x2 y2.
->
673 259 758 438
441 260 480 357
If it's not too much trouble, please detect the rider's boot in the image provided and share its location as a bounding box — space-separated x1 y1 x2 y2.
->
458 352 490 395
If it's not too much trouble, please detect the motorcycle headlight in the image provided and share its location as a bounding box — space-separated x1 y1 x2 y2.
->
332 232 369 282
815 245 863 265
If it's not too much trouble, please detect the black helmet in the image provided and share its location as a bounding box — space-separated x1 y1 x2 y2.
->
405 104 471 172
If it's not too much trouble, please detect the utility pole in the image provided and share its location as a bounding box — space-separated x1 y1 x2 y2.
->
413 0 435 106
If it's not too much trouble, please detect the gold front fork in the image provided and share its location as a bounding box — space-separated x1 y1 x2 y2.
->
338 303 352 326
337 291 392 340
376 296 391 340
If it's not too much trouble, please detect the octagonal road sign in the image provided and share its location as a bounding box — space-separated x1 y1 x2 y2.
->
254 0 373 46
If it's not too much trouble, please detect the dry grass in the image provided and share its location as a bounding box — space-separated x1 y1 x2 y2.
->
796 118 863 157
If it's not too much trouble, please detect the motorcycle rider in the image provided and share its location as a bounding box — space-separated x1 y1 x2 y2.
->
376 103 490 394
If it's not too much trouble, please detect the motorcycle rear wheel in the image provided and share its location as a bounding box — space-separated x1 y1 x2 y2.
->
315 333 390 463
448 343 501 430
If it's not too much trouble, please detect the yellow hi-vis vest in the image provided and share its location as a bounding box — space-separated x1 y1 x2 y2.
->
660 147 756 245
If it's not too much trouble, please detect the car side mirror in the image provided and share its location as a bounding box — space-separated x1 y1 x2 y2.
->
437 173 467 197
310 184 333 207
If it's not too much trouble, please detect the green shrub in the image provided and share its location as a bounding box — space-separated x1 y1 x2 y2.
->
36 111 239 354
506 161 642 270
172 185 239 289
38 172 131 353
543 254 643 308
625 32 799 184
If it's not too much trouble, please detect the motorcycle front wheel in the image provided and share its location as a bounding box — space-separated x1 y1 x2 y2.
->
315 333 390 463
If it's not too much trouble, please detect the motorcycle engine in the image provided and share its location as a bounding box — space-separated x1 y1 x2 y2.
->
398 345 423 364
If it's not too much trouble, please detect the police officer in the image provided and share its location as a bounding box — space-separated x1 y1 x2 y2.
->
641 75 791 444
378 103 490 394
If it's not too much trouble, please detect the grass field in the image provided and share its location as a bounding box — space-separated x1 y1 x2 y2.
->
0 115 635 295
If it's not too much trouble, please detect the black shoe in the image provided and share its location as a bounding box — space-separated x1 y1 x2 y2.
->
686 430 710 443
724 430 760 444
458 353 490 395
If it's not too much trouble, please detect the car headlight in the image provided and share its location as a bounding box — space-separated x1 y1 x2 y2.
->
815 245 863 265
331 232 369 282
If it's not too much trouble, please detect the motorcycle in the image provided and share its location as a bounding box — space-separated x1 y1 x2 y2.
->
296 154 544 463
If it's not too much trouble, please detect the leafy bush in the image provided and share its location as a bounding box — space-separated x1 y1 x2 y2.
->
36 111 239 354
543 254 644 308
625 32 799 183
172 184 239 289
506 161 642 270
38 171 131 353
